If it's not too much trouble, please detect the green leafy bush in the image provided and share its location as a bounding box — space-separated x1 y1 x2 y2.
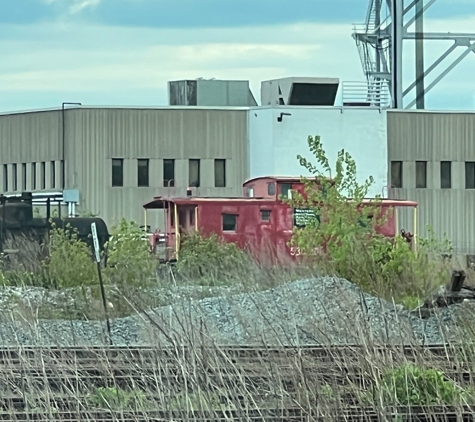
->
41 222 96 289
176 231 250 281
374 364 472 406
103 219 157 285
89 386 147 410
285 135 452 303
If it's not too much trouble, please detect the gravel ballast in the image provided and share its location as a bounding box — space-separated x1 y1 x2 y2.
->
0 276 470 347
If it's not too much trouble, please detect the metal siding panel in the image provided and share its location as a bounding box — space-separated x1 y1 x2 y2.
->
150 158 162 188
1 108 249 229
391 187 475 258
388 111 475 262
183 110 208 158
70 109 107 220
0 111 62 165
388 112 475 161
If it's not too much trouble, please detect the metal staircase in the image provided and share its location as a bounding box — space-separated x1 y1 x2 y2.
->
352 0 475 109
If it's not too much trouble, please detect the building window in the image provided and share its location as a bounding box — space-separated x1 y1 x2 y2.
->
12 164 17 192
163 159 175 187
22 163 27 191
268 182 276 195
137 159 149 187
189 159 200 187
390 161 403 188
440 161 451 189
31 162 37 190
51 161 56 189
214 159 226 187
261 210 271 222
2 165 7 192
60 160 64 188
415 161 427 188
41 162 46 190
222 214 237 231
466 162 475 189
112 158 124 187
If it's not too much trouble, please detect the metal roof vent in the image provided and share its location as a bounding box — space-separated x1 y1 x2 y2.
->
168 79 257 106
261 77 340 106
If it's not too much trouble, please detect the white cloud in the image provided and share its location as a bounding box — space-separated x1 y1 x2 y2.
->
0 22 362 94
43 0 101 14
0 16 474 110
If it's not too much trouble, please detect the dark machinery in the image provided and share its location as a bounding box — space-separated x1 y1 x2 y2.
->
413 270 475 319
0 192 109 270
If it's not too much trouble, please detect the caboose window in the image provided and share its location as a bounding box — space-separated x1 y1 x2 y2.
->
261 210 271 221
222 214 237 231
267 182 275 195
280 183 292 198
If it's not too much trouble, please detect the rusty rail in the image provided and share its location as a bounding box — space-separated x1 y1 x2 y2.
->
0 344 474 421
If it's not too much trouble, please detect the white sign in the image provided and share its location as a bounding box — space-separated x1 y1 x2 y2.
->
91 222 101 263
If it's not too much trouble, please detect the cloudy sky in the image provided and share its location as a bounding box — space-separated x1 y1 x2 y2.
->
1 0 474 112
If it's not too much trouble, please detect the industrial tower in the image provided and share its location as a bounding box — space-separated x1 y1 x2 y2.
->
353 0 475 109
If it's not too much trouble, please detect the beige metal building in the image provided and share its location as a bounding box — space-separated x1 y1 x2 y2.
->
2 103 475 263
387 110 475 264
0 107 249 228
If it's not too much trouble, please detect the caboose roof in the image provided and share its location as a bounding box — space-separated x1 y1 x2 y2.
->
243 175 320 185
362 198 418 207
143 196 277 209
143 196 418 209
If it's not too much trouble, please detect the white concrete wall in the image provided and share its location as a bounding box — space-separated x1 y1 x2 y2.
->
248 107 388 198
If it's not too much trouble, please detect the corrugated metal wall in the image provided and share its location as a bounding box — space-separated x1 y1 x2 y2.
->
0 107 249 229
0 110 62 163
387 111 475 262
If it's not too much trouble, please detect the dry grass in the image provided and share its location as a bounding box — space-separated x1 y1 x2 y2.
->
0 281 475 421
2 231 475 420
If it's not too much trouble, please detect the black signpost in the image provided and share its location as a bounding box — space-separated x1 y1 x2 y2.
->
91 222 112 346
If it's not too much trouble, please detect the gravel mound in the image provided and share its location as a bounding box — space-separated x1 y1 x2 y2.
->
0 276 468 347
139 276 460 347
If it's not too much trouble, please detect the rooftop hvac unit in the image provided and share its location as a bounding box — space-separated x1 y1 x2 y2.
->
261 77 340 106
169 80 198 106
168 79 257 107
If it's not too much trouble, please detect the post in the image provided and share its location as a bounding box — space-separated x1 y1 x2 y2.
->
391 0 404 108
413 207 418 255
91 222 112 345
395 207 399 235
174 203 179 260
415 0 425 109
0 195 5 257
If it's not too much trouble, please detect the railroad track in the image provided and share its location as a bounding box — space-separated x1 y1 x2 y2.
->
0 406 473 422
0 344 474 421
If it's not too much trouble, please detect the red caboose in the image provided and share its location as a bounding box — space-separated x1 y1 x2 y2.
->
142 176 418 263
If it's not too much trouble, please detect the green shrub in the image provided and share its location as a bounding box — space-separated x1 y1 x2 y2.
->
41 222 96 289
285 135 452 303
176 231 250 281
89 386 147 410
374 364 472 406
103 219 156 285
